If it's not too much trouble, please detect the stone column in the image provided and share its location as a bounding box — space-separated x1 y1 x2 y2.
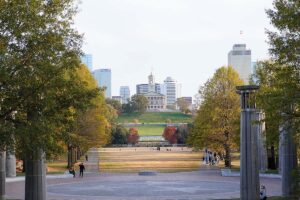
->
25 150 46 200
237 85 260 200
6 150 16 177
279 123 298 197
0 151 6 200
255 111 268 172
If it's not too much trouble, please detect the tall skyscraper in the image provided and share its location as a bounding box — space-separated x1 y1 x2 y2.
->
80 54 93 71
161 77 181 106
136 84 149 94
136 83 161 94
92 69 111 98
228 44 252 84
120 86 130 104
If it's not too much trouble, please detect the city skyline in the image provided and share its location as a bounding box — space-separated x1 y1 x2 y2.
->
75 0 274 97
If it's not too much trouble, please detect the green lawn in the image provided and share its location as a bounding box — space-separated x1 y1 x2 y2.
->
129 125 165 136
118 112 193 123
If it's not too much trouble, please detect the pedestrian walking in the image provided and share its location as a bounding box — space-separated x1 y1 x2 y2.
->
85 155 88 161
79 162 85 177
205 149 208 164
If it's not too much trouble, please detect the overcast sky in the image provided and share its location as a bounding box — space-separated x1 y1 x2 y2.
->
75 0 274 97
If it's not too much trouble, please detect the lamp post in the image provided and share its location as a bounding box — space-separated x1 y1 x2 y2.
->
236 85 260 200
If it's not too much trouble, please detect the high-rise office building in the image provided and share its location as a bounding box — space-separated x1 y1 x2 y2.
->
80 54 93 71
120 86 130 104
92 69 111 98
161 77 181 106
136 83 161 94
112 96 122 104
136 84 148 94
228 44 251 84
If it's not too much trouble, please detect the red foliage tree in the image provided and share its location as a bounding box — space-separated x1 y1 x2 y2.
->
128 128 139 145
163 126 177 144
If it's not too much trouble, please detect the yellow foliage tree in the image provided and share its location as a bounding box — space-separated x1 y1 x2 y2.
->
188 66 243 167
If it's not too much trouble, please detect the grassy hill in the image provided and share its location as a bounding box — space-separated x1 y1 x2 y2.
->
131 125 165 136
117 112 193 124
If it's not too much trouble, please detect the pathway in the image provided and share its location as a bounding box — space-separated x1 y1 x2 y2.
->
84 148 100 173
4 147 282 199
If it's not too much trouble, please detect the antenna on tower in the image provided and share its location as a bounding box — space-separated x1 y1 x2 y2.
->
151 67 154 75
239 30 244 43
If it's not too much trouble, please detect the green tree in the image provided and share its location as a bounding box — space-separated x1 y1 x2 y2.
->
122 102 134 114
264 1 300 197
188 66 243 167
175 124 189 144
0 1 96 199
106 98 122 114
131 94 148 114
111 125 128 145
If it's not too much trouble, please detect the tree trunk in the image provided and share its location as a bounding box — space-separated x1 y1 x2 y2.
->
71 147 75 166
74 148 77 163
0 151 6 200
22 157 26 173
77 147 81 160
67 146 72 168
224 143 231 168
224 131 231 168
267 146 276 170
25 150 46 200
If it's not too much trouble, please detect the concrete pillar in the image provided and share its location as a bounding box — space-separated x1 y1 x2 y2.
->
25 150 46 200
6 150 16 177
237 85 260 200
279 123 298 197
255 111 268 172
0 151 6 200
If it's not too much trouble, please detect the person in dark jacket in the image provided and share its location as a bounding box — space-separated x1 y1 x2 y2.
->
79 163 85 177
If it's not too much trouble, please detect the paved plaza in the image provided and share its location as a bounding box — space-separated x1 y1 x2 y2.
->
6 169 281 200
4 148 282 199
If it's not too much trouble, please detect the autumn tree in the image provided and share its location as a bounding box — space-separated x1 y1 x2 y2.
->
177 98 190 114
127 128 139 145
163 126 177 144
66 65 115 167
188 66 243 167
106 98 122 114
0 1 97 199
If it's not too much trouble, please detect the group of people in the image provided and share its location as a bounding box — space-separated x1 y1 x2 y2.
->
203 149 220 166
69 162 85 178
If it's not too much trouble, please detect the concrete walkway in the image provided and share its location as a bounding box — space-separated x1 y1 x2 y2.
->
5 169 281 200
84 148 100 173
4 148 282 200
